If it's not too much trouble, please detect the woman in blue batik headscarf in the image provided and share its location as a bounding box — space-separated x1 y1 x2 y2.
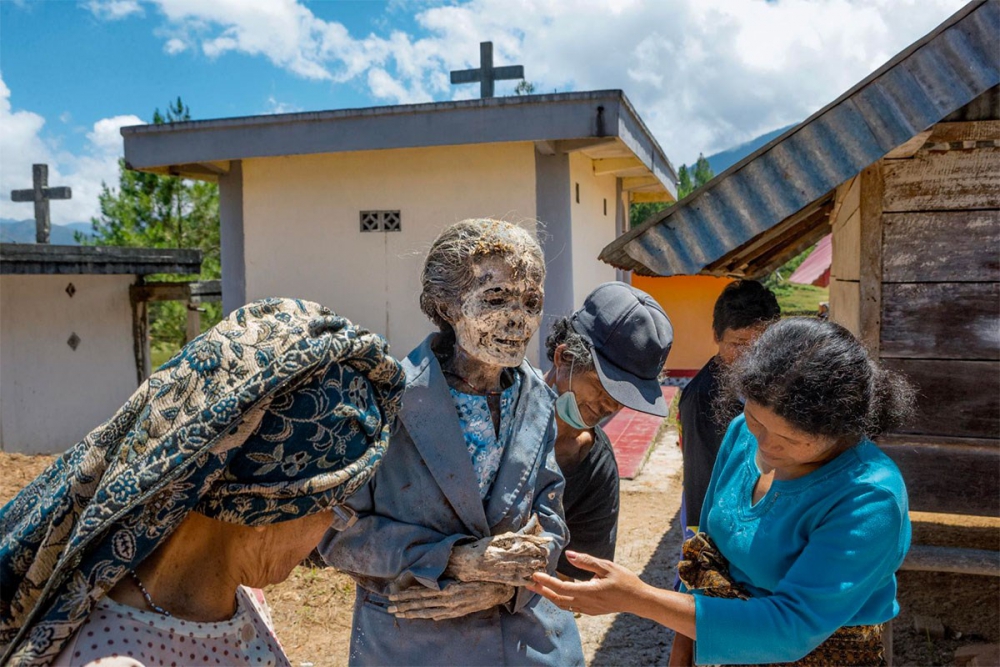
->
0 298 405 667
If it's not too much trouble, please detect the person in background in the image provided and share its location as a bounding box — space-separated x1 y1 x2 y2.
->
543 282 673 580
678 280 780 543
528 317 915 667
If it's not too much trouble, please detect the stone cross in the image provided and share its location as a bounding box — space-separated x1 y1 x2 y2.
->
450 42 524 99
10 164 72 244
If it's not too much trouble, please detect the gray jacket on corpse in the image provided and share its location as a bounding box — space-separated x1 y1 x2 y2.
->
318 336 584 666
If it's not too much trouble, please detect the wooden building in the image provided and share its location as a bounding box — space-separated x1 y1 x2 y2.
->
602 0 999 518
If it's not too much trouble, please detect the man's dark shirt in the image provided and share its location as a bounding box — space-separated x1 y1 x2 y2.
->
557 425 619 580
678 356 735 527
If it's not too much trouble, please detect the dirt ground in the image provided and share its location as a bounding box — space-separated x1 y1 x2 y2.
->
1 431 997 667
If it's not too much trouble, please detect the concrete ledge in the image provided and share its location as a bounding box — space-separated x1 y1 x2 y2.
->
0 244 202 276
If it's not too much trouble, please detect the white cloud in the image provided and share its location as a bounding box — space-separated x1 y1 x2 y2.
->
125 0 967 165
163 38 188 55
84 0 143 21
0 74 145 225
263 96 302 115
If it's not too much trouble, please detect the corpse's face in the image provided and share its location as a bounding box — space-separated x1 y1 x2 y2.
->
451 256 544 368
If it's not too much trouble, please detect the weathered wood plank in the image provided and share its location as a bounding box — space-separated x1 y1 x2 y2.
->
900 545 1000 576
882 359 1000 439
879 442 999 517
831 208 860 281
883 148 1000 212
881 282 1000 360
879 433 1000 449
859 162 883 355
829 279 860 337
927 120 1000 144
882 210 1000 283
884 130 933 159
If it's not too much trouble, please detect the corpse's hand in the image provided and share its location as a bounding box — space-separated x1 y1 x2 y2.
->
526 550 645 616
444 515 552 586
386 581 515 620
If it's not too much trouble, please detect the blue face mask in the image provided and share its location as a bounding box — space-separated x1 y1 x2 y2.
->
555 361 595 430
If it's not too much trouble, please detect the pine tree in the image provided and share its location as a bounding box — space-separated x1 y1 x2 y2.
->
80 98 221 353
693 153 714 188
677 165 694 199
514 80 536 95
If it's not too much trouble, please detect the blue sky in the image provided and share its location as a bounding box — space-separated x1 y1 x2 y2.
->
1 0 966 224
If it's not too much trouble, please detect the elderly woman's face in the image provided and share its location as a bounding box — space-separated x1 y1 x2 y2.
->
452 256 544 368
247 509 334 587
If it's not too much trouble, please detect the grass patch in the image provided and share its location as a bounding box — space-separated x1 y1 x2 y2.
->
771 282 828 315
150 342 182 371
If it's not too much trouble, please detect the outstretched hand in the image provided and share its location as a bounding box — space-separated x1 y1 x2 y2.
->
526 550 646 617
444 515 552 586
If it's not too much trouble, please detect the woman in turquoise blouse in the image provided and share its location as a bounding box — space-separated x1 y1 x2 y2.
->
528 317 915 666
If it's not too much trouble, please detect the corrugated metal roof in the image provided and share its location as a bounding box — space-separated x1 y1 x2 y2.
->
601 0 1000 276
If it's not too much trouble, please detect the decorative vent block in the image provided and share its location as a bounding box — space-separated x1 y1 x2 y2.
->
360 210 402 233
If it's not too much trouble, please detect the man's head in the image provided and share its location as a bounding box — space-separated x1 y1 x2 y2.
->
546 282 673 427
712 280 780 366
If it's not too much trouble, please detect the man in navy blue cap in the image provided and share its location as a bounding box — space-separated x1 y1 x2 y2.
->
543 282 673 579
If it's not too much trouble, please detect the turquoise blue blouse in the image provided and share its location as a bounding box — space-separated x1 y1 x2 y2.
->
448 372 522 498
695 415 911 665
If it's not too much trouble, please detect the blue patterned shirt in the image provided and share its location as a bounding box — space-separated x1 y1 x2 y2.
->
448 372 522 498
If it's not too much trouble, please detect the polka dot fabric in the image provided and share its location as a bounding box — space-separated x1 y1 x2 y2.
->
51 587 290 667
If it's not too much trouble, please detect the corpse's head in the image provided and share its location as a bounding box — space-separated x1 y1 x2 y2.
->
420 219 545 369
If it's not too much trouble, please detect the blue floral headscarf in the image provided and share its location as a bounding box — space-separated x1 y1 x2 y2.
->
0 298 405 666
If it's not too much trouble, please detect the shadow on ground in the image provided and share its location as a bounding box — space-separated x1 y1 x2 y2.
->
591 506 685 666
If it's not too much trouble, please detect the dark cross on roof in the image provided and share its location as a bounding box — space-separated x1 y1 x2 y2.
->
450 42 524 99
10 164 71 244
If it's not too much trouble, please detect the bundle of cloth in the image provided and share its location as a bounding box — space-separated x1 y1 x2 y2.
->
0 298 405 666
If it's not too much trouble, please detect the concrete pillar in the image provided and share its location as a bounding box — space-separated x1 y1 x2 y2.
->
218 160 246 315
535 149 573 368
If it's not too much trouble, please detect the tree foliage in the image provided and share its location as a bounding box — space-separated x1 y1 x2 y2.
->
514 80 536 95
81 97 222 352
628 155 715 228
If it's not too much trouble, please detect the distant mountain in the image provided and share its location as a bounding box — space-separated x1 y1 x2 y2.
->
675 123 798 178
703 124 796 174
708 124 797 173
0 218 93 244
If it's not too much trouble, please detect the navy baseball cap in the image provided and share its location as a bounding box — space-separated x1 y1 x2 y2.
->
570 282 673 416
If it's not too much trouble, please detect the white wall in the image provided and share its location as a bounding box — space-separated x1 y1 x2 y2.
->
0 274 137 454
569 152 620 305
241 142 540 363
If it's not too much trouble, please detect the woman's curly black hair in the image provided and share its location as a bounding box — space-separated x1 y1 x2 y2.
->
718 317 915 443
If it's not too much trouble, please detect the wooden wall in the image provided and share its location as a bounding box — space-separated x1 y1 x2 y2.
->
833 120 1000 517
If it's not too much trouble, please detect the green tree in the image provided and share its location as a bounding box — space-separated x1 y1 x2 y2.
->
677 164 694 199
514 80 536 95
81 97 222 354
628 156 715 228
693 153 713 189
629 202 669 228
